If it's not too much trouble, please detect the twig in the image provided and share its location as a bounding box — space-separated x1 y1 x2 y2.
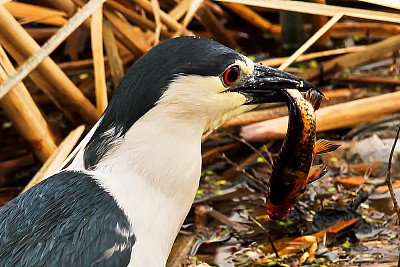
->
278 12 343 71
260 46 366 67
168 0 191 21
221 153 267 190
103 9 151 55
103 18 125 88
195 1 239 49
0 0 107 99
385 123 400 220
4 2 68 26
128 0 193 36
91 3 107 115
167 234 196 267
21 125 85 194
206 205 248 231
0 6 98 124
261 145 274 166
359 0 400 10
221 129 272 166
182 0 203 28
334 76 400 86
106 1 171 38
151 0 162 45
220 2 271 31
217 0 400 23
0 44 58 162
201 129 214 142
343 114 400 140
55 120 101 173
249 216 280 258
299 31 400 83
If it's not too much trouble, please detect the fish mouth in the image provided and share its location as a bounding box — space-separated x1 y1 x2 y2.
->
266 190 292 220
266 203 290 220
231 63 323 105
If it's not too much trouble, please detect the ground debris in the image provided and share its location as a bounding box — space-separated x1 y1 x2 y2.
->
1 0 400 266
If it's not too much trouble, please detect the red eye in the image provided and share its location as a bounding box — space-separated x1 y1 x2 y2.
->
223 66 240 86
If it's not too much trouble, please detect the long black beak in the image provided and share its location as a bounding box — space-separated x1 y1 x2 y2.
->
232 63 323 106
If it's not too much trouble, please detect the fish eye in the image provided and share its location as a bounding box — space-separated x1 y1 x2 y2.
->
222 65 240 86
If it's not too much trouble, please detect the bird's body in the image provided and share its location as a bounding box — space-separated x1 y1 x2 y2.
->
0 171 135 266
0 37 319 266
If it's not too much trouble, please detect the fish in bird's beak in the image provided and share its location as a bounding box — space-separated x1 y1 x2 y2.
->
232 63 323 105
265 89 340 220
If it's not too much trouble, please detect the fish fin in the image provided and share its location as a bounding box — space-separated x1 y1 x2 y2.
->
307 165 328 184
314 139 341 155
304 89 322 110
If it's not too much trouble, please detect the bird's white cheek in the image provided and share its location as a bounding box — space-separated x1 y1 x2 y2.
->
203 92 253 130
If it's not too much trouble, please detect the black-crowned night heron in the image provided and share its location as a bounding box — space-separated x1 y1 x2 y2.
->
0 36 319 266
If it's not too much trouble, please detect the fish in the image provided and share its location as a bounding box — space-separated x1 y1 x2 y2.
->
265 89 340 220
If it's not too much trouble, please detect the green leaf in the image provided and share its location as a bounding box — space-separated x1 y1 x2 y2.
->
248 56 256 62
342 240 350 248
2 121 12 129
257 157 265 163
196 189 204 197
278 220 293 226
79 73 89 79
215 189 223 195
299 64 307 70
201 170 215 176
309 60 318 68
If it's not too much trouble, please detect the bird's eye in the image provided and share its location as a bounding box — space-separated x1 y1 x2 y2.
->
222 66 240 86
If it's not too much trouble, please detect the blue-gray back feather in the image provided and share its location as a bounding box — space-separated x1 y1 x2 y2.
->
0 171 135 266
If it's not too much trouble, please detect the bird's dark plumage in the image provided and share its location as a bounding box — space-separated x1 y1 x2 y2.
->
84 36 242 169
0 171 135 266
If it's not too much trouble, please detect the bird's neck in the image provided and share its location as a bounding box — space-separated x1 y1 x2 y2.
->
94 106 204 189
79 107 205 266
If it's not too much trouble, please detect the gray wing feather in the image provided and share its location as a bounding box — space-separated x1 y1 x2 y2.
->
0 171 135 267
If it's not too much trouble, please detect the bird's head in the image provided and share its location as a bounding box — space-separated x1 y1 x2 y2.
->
84 36 321 169
113 36 320 130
